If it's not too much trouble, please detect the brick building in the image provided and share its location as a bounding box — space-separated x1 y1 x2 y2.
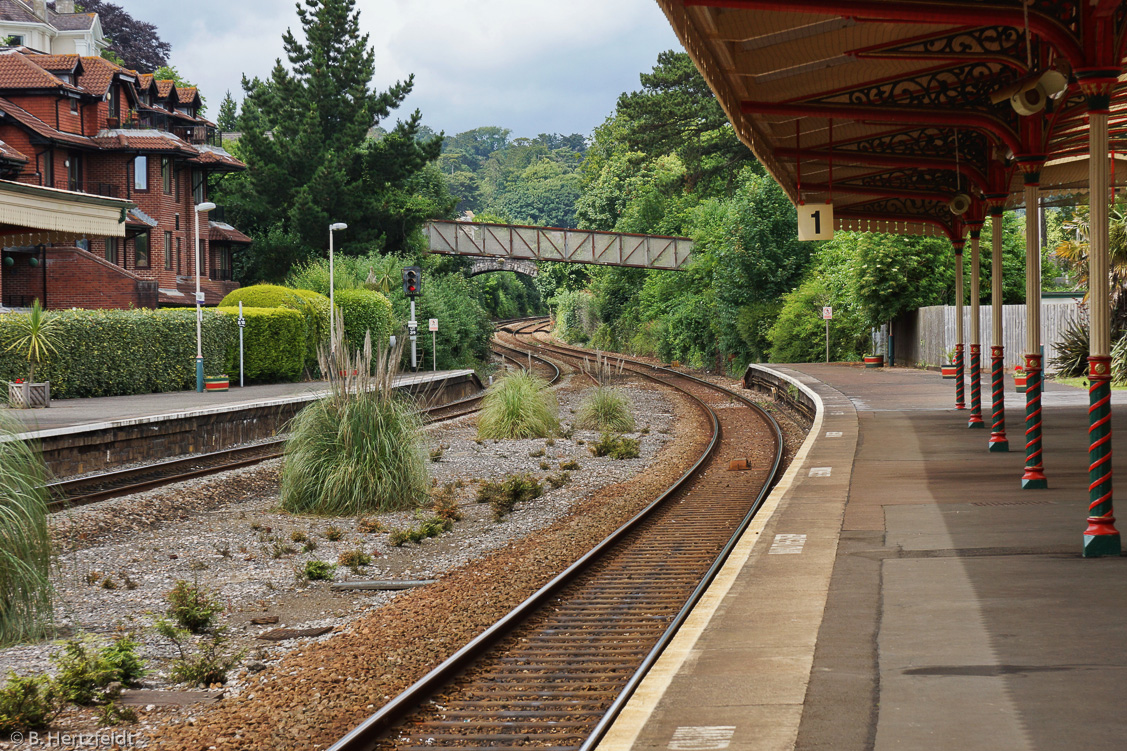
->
0 46 249 310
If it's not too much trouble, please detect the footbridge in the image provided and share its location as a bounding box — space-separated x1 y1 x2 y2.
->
424 220 693 270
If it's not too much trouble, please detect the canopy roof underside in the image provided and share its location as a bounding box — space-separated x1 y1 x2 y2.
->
658 0 1127 239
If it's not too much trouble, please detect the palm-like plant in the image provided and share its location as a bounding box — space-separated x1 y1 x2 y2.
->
1055 201 1127 331
4 300 59 383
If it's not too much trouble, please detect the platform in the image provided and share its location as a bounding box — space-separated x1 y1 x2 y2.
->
1 369 481 476
599 363 1127 751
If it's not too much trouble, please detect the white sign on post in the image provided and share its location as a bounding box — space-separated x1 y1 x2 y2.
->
428 318 438 332
822 307 833 320
797 202 834 241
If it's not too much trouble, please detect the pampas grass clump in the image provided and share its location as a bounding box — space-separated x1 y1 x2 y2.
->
0 413 53 646
576 386 634 433
280 319 429 516
477 370 558 440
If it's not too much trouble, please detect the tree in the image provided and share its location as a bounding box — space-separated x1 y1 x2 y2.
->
227 0 449 271
69 1 170 72
217 91 239 131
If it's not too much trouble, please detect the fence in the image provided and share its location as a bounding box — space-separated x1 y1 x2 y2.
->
895 298 1085 371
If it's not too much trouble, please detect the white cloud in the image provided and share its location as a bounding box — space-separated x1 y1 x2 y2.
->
122 0 680 137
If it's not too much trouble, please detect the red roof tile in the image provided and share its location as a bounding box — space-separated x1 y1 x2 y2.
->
155 79 175 98
0 137 28 164
24 54 80 73
91 129 196 154
76 55 132 96
0 52 82 93
209 222 252 244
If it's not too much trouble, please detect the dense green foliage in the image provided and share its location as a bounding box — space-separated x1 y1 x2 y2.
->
0 413 52 647
0 309 233 398
576 387 635 433
334 289 394 351
0 672 59 732
477 370 559 439
217 306 305 382
219 284 328 373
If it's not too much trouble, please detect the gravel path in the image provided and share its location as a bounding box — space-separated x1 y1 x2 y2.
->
0 373 699 749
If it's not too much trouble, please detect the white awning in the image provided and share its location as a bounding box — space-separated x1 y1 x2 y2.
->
0 180 132 240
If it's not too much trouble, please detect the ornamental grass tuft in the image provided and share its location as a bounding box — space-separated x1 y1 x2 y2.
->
0 412 53 647
576 386 635 433
476 370 558 440
280 317 428 516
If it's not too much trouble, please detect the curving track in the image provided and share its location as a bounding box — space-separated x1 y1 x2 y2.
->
330 321 785 751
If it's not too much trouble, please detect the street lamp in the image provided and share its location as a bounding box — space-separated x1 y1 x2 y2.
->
194 201 216 392
328 222 348 356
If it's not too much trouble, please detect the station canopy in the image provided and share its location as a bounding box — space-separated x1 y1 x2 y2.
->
657 0 1127 240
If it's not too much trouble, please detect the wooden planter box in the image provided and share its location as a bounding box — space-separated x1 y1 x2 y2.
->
204 376 229 392
8 381 50 408
863 355 884 369
1014 371 1027 393
941 364 957 379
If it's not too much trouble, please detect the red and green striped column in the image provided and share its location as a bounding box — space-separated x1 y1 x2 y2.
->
1079 76 1120 555
1021 353 1047 489
1019 167 1046 489
987 201 1008 451
989 345 1008 451
955 344 966 410
953 240 965 410
968 225 983 428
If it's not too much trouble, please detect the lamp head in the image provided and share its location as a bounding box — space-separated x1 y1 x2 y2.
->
329 222 348 231
195 202 217 213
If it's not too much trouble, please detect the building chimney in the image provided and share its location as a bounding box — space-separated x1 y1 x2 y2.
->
31 0 46 20
56 0 75 13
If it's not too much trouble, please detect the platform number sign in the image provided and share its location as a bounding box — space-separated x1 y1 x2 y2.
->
798 202 834 241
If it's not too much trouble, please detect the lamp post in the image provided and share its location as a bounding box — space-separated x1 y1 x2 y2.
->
328 222 347 356
194 201 216 392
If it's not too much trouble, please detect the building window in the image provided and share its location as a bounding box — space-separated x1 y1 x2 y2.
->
174 213 180 230
105 237 117 264
69 98 77 114
8 35 22 46
192 169 205 204
161 157 172 194
41 150 53 187
134 155 148 190
135 233 150 268
107 86 118 118
164 231 172 269
176 237 182 274
67 153 80 192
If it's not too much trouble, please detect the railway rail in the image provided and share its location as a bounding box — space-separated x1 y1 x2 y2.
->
330 322 786 751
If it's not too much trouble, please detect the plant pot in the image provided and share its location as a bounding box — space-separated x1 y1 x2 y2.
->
863 355 884 369
8 381 50 408
941 363 957 379
1014 372 1027 393
204 376 229 392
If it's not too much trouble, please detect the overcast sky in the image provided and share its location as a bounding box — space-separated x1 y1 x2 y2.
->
121 0 682 140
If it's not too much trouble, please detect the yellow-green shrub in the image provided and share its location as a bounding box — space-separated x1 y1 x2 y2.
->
335 289 393 351
219 285 329 373
217 307 305 382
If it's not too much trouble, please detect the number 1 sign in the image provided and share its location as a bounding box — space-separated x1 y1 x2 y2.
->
797 202 835 241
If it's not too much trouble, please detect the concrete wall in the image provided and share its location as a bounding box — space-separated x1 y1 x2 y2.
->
895 299 1085 371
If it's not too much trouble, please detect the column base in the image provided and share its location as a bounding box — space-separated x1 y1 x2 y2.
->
967 416 985 429
988 437 1009 452
1083 532 1122 558
1021 468 1048 490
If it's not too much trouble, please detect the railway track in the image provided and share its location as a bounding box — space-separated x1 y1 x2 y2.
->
330 325 785 751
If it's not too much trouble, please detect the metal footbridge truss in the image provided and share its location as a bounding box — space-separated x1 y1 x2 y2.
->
425 220 693 270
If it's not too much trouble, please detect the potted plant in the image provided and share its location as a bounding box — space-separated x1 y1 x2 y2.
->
5 299 58 409
864 353 884 368
941 347 958 379
204 374 230 392
1014 364 1028 393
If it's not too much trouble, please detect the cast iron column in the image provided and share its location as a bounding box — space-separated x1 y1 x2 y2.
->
954 240 966 410
1020 168 1046 489
988 201 1008 451
968 225 984 427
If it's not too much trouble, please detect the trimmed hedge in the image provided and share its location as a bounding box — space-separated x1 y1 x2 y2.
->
336 289 394 351
217 307 305 383
0 309 234 399
219 285 329 373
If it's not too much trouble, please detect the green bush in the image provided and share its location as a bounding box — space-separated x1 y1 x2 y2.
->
53 635 144 705
389 271 494 371
590 433 641 460
0 672 60 732
0 413 52 647
217 307 305 382
335 288 394 351
156 621 245 686
166 580 223 634
0 309 233 399
576 387 635 432
477 370 559 439
476 474 543 520
303 560 336 581
219 284 329 373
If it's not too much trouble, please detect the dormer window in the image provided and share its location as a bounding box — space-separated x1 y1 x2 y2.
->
57 73 72 84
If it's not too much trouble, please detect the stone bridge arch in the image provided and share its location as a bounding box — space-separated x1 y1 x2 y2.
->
467 258 539 278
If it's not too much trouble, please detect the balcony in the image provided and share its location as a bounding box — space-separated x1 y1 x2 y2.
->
67 182 121 198
209 268 232 282
171 125 222 147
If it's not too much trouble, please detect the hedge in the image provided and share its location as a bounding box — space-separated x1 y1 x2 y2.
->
219 285 329 373
0 309 234 399
336 289 394 351
217 307 305 382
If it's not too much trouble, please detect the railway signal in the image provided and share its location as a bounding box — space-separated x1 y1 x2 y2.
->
402 266 421 297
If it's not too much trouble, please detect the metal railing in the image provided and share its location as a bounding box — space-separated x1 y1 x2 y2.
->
209 268 232 281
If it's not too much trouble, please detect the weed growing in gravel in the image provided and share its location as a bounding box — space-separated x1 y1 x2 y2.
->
0 413 53 646
545 438 556 447
120 574 139 591
641 424 651 434
539 460 551 470
431 485 462 522
281 325 429 516
323 525 344 541
290 530 308 543
356 517 384 533
166 580 223 634
430 443 448 462
0 672 61 732
96 701 137 726
477 474 543 520
156 622 245 687
302 560 336 581
547 472 571 489
189 560 208 571
268 540 297 559
529 447 546 458
213 542 231 558
559 459 581 471
100 577 117 590
53 635 145 705
387 515 454 546
337 549 372 571
590 434 641 460
302 539 318 554
576 387 635 433
477 370 559 439
84 571 102 586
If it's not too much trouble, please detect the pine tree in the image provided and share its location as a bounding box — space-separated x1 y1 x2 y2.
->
230 0 449 260
217 91 239 132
